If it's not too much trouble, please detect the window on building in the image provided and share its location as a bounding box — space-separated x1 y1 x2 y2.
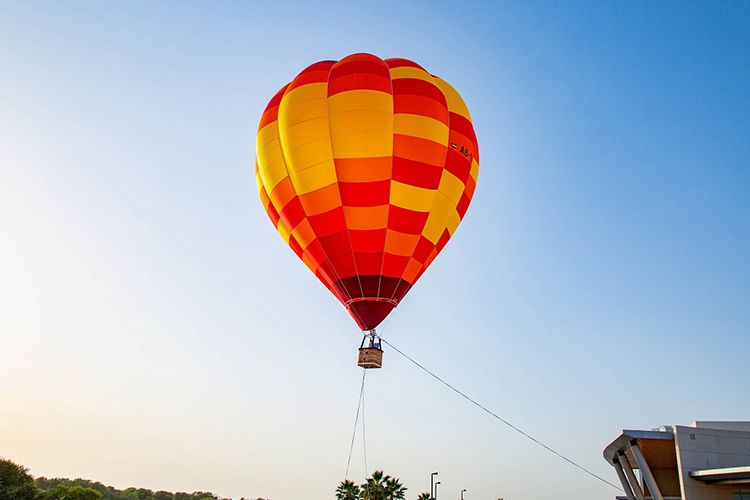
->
734 491 750 500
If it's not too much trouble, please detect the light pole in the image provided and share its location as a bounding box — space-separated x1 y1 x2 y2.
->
435 481 441 500
461 489 466 500
430 472 438 500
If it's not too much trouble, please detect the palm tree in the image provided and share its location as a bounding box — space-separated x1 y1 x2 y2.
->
417 494 431 500
336 479 360 500
358 471 406 500
361 470 387 500
384 476 406 500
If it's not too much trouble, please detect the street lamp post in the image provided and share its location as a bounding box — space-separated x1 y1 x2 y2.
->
435 481 441 500
461 489 466 500
430 472 438 500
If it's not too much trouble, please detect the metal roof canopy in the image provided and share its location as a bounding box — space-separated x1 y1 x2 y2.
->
603 429 675 466
690 466 750 485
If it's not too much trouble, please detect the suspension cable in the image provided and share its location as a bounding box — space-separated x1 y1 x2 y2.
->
380 338 623 492
362 370 368 479
345 368 367 479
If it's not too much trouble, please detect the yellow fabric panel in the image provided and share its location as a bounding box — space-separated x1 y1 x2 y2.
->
389 181 435 212
278 82 337 193
433 77 472 121
257 153 288 193
284 139 334 173
470 158 479 182
422 212 445 244
281 117 331 150
394 114 449 145
431 192 461 235
289 160 337 194
438 170 465 205
331 133 392 158
328 89 393 160
389 66 433 81
278 99 329 133
328 90 392 115
254 159 263 193
385 229 420 256
276 218 292 244
329 110 393 136
278 83 328 114
343 205 389 230
257 122 280 149
291 218 316 250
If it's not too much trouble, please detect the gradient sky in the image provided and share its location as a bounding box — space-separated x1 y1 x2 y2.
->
1 1 748 499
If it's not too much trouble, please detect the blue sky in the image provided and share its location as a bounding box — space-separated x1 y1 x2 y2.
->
1 1 748 499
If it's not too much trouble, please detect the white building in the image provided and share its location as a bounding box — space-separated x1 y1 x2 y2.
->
603 421 750 500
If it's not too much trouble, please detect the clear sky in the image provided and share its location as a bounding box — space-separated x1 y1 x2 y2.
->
1 1 748 499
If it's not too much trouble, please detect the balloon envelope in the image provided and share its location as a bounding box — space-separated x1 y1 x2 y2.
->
255 53 479 331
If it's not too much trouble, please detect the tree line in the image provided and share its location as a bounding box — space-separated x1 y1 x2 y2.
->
3 457 431 500
0 458 268 500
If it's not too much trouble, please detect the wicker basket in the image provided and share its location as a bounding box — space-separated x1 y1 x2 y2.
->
357 347 383 369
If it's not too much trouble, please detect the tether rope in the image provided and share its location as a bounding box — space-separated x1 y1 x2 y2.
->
345 368 367 478
380 338 623 492
362 371 368 479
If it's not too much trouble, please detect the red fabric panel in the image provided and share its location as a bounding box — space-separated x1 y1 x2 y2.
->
328 56 392 95
385 58 424 70
444 149 472 183
304 240 327 267
354 252 384 275
381 253 409 278
450 112 478 145
393 95 450 124
349 229 386 253
318 230 352 258
288 235 303 257
392 157 443 189
339 180 390 206
387 206 429 234
258 85 289 131
329 254 357 279
285 61 335 92
308 206 347 237
392 78 447 104
436 230 451 252
279 197 305 230
413 236 436 263
456 192 471 219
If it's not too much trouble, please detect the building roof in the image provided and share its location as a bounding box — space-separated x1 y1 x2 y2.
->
603 428 674 465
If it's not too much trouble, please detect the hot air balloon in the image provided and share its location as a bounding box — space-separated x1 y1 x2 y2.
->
255 53 478 367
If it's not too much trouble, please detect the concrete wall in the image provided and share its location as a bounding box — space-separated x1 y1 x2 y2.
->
674 425 750 500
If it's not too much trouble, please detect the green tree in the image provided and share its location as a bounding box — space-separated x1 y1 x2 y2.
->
154 491 173 500
136 488 154 500
122 487 140 500
384 477 406 500
360 471 406 500
416 494 431 500
41 484 103 500
0 458 39 500
335 479 360 500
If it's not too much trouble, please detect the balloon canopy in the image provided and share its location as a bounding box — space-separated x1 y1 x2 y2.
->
255 53 479 331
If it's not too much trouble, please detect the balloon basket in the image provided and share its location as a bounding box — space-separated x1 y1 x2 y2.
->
357 331 383 369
